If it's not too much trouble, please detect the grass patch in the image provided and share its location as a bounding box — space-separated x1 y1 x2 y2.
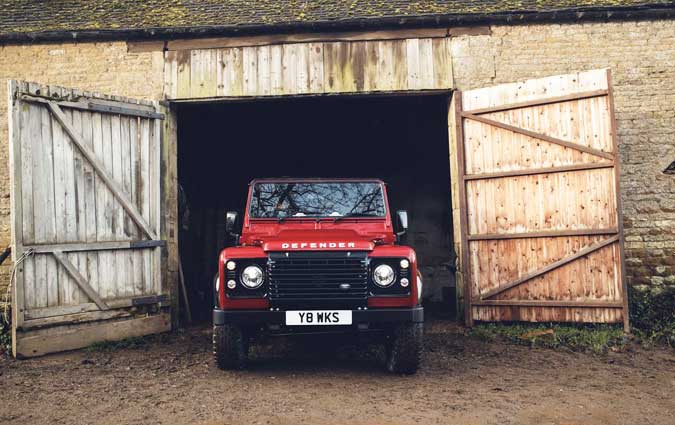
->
0 308 11 357
629 285 675 348
86 336 151 352
470 322 627 354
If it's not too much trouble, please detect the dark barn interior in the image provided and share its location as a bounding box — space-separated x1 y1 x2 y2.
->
177 94 456 321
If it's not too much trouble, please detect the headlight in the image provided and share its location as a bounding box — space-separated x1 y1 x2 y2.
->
241 265 264 289
373 264 396 287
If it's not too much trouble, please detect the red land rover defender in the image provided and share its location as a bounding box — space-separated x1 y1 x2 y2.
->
213 178 423 374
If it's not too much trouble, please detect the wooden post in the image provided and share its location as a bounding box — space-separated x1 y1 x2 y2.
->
161 103 180 329
606 69 631 333
8 81 26 351
452 91 473 327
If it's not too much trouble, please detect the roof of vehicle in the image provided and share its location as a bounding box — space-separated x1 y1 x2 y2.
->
0 1 673 43
249 178 386 185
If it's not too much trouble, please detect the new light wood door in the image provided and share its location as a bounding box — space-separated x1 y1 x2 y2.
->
450 69 628 329
8 81 170 357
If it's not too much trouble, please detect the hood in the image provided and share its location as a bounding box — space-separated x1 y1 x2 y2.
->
259 229 377 252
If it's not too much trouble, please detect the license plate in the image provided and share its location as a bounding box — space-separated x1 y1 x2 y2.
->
285 310 352 326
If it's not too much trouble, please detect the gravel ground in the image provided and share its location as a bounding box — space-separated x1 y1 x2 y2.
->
1 320 674 425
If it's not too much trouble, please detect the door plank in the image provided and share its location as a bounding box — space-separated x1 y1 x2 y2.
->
24 240 165 253
140 118 153 294
15 314 170 358
464 89 609 115
8 80 26 330
150 110 162 295
94 108 116 300
20 94 164 119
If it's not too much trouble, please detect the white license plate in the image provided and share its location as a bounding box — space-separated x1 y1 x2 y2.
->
285 310 352 326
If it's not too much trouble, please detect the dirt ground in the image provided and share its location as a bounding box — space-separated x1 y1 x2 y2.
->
1 320 674 425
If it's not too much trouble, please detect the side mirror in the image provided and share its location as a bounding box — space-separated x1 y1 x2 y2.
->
225 211 239 237
396 210 408 241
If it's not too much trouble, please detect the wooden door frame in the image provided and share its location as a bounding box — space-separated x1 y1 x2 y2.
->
159 103 181 329
164 89 455 323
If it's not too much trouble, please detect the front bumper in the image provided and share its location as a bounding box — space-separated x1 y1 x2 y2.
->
213 306 423 326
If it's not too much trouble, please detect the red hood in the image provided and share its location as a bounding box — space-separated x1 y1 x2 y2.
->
260 229 376 251
240 218 396 250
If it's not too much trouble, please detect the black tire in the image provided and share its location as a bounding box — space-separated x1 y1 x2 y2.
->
386 323 423 375
213 324 248 370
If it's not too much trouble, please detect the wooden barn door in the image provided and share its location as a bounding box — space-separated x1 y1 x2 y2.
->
450 69 628 330
8 81 170 357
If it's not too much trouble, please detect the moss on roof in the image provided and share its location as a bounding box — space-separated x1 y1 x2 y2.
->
0 0 673 40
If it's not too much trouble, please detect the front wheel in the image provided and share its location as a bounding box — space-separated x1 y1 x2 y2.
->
213 324 248 370
386 323 423 374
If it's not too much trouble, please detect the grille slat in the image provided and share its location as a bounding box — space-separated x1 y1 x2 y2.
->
268 251 368 308
270 287 368 293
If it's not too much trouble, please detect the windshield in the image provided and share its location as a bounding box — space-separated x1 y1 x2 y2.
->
249 182 386 219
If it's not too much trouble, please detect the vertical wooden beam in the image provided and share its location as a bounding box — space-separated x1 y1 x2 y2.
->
161 104 179 328
150 103 162 298
8 81 26 351
606 69 630 333
452 91 473 327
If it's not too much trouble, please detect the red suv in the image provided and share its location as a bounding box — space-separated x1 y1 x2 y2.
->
213 178 423 373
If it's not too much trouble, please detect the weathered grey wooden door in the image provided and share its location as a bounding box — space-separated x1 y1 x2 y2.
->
8 81 170 357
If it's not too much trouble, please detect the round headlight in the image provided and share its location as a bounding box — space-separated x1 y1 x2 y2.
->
400 259 410 269
226 261 236 271
373 264 396 287
241 265 264 289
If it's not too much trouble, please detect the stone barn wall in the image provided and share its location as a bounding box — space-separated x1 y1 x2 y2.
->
0 18 673 316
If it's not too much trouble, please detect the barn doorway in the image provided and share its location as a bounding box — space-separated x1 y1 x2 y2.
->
176 93 455 321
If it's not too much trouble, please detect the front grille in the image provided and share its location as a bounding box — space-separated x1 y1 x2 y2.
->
268 251 368 308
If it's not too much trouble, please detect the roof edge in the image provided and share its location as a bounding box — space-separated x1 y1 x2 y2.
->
1 4 674 45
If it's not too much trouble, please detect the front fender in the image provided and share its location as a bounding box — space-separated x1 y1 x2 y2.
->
368 244 420 307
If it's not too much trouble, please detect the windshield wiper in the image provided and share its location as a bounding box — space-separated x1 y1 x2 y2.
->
333 213 377 223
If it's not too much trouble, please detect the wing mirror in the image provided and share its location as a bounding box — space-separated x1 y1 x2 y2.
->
225 211 240 243
396 210 408 241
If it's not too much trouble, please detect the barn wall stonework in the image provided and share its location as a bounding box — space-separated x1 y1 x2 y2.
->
0 19 673 311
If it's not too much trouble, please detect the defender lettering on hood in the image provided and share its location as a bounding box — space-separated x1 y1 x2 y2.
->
282 242 356 249
263 240 375 251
